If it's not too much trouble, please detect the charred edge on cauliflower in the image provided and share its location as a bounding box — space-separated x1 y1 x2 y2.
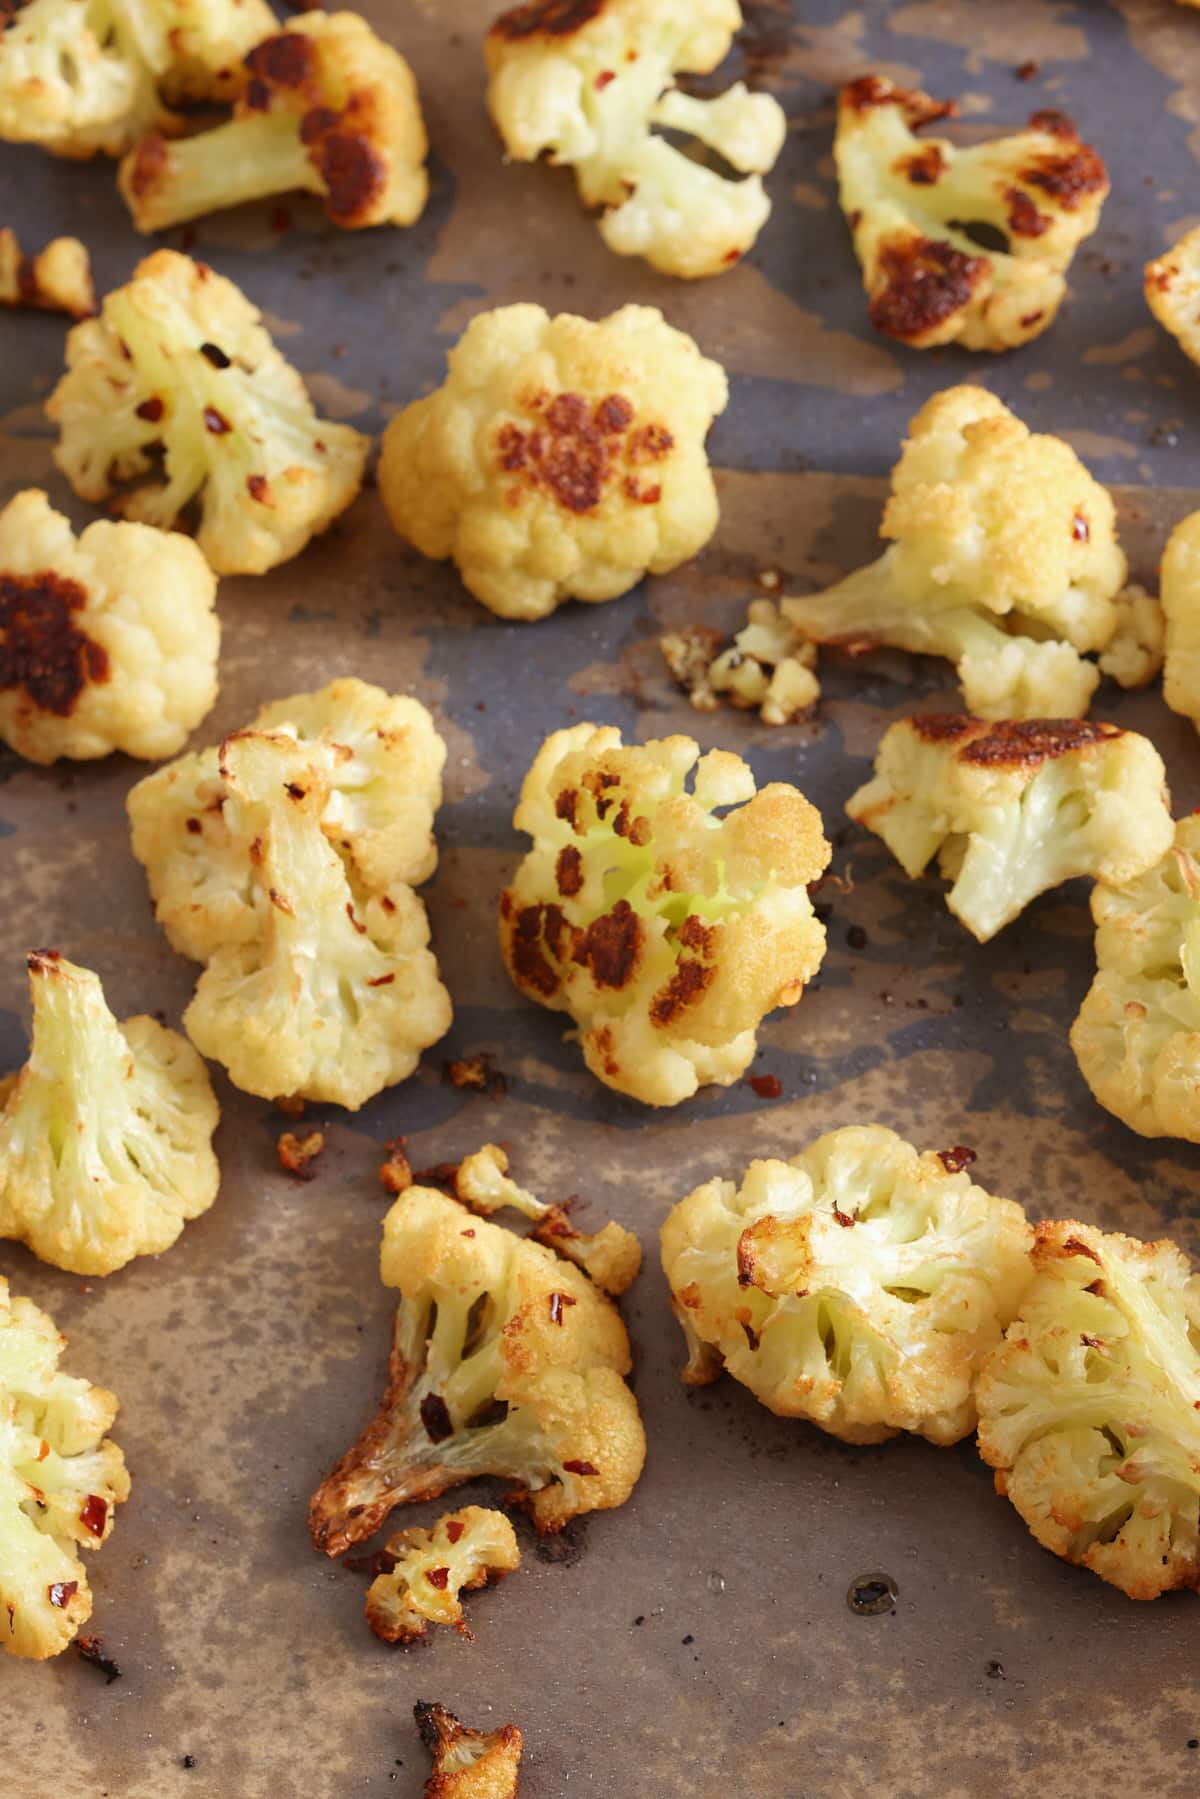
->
868 235 988 342
495 392 673 514
415 1702 523 1797
950 716 1118 767
841 74 958 129
0 571 110 715
491 0 605 41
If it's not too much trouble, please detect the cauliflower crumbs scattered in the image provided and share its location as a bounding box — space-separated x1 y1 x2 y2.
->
365 1505 520 1644
661 598 820 725
414 1701 522 1799
0 230 94 318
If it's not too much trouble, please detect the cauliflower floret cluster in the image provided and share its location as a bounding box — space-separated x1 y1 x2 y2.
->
127 678 451 1110
1160 510 1200 731
0 1277 130 1658
456 1144 642 1296
661 598 820 725
784 387 1128 720
119 11 428 235
309 1181 646 1553
0 951 219 1275
848 715 1174 944
365 1504 520 1644
415 1702 522 1799
47 250 368 576
977 1219 1200 1600
379 302 727 621
485 0 785 279
0 230 94 318
1146 225 1200 369
0 0 275 160
836 77 1108 350
661 1126 1033 1445
0 489 218 765
499 724 830 1107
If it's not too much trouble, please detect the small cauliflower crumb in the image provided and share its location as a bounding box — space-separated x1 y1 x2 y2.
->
0 230 94 318
414 1701 522 1799
365 1505 520 1644
456 1143 642 1296
662 598 819 725
277 1129 325 1180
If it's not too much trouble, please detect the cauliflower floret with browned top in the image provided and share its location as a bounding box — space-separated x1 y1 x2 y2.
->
1146 225 1200 369
848 715 1174 944
365 1505 520 1644
455 1143 642 1296
661 1126 1033 1446
378 303 727 621
499 724 830 1106
486 0 785 278
977 1219 1200 1599
0 1277 130 1658
836 76 1107 350
415 1702 522 1799
0 489 218 764
0 230 94 318
47 250 368 576
119 11 428 234
1159 510 1200 731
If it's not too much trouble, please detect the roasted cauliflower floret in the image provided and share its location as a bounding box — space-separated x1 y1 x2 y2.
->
486 0 785 279
661 1126 1033 1446
0 0 276 159
0 489 218 765
1146 225 1200 369
119 12 428 234
47 250 368 576
848 715 1173 945
455 1143 642 1297
836 77 1107 350
977 1219 1200 1600
0 1277 130 1658
1098 584 1164 691
661 599 820 726
499 724 830 1107
415 1702 522 1799
365 1505 520 1644
1160 510 1200 731
378 302 727 621
784 386 1126 720
0 951 220 1275
309 1183 646 1553
0 230 94 318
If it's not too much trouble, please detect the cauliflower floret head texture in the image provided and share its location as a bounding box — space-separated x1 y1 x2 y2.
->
499 724 830 1107
848 715 1174 944
783 386 1127 719
119 11 428 234
1160 510 1200 732
378 302 727 621
661 1126 1033 1446
836 77 1107 350
308 1182 646 1554
977 1219 1200 1600
47 250 368 576
1146 225 1200 370
415 1702 522 1799
486 0 786 278
0 489 218 764
0 1278 130 1658
128 681 451 1109
365 1504 520 1644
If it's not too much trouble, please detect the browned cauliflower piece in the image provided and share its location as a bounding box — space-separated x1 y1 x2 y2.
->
415 1701 522 1799
365 1505 520 1644
661 599 820 725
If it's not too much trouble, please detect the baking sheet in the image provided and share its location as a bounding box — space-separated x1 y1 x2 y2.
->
5 2 1200 1794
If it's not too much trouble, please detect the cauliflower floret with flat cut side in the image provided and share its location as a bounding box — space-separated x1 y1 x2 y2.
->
1146 225 1200 369
309 1184 645 1554
499 724 830 1107
1160 510 1200 731
0 489 218 765
47 250 368 576
977 1220 1200 1600
0 0 276 160
455 1143 642 1297
0 1277 130 1658
784 386 1126 719
661 1126 1033 1446
836 76 1107 350
365 1505 520 1644
119 12 428 234
0 230 94 318
662 599 820 725
0 951 219 1275
379 303 727 621
848 715 1174 945
414 1702 522 1799
486 0 785 279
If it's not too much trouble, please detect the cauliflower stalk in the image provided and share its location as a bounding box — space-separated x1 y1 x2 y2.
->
847 715 1174 944
415 1702 522 1799
365 1504 520 1644
1160 510 1200 731
0 1277 130 1658
1146 224 1200 370
456 1144 642 1296
379 302 727 621
0 230 94 318
486 0 785 279
661 1126 1033 1445
119 11 428 234
0 488 218 764
308 1183 646 1554
661 598 820 725
499 724 830 1107
977 1220 1200 1600
47 250 368 576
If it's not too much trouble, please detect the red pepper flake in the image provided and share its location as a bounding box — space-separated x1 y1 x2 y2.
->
80 1494 107 1536
48 1581 78 1609
723 249 741 263
741 1319 760 1351
185 817 202 835
426 1566 450 1590
1072 512 1089 543
549 1291 577 1325
562 1459 598 1476
247 473 272 504
595 69 615 88
446 1520 465 1544
345 902 366 934
746 1074 782 1100
1016 59 1040 80
135 395 164 422
831 1204 856 1228
1080 1333 1106 1350
460 1228 476 1238
203 406 231 435
367 972 395 986
36 1440 49 1462
937 1145 976 1173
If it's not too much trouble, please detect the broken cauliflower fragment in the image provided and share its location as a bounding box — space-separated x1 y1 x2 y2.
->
0 489 218 765
1097 584 1164 691
977 1219 1200 1599
366 1505 520 1644
379 302 727 621
0 1277 130 1658
47 250 368 576
661 1126 1033 1445
836 76 1107 350
0 230 94 318
309 1183 646 1553
120 11 428 234
499 724 830 1107
1160 510 1200 731
456 1143 642 1297
1146 225 1200 369
848 715 1173 944
486 0 785 278
784 386 1127 719
415 1702 522 1799
662 598 820 725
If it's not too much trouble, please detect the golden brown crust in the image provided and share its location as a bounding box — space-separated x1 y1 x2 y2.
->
489 0 603 42
956 717 1118 769
868 233 989 343
492 391 672 516
0 570 110 717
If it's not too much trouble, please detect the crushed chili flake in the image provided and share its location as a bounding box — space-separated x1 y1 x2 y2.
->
199 341 231 368
746 1074 782 1100
203 406 231 435
549 1291 578 1325
446 1520 465 1544
80 1494 108 1536
426 1566 450 1590
937 1145 976 1174
562 1459 598 1476
77 1634 122 1682
48 1580 78 1609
